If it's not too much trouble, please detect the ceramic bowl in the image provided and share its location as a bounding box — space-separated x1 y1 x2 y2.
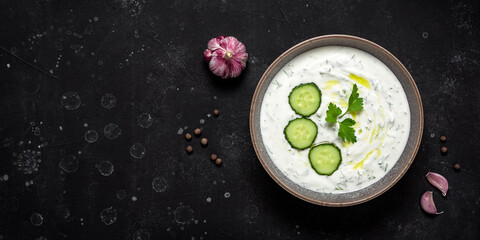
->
249 35 423 206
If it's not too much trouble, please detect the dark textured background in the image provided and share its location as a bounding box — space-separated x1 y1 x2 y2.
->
1 0 479 239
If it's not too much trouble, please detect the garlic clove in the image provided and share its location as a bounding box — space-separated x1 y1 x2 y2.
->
425 172 448 197
225 56 245 78
420 191 443 215
208 36 226 51
207 38 222 51
221 36 239 52
203 49 213 62
232 46 248 67
209 51 244 79
209 52 228 78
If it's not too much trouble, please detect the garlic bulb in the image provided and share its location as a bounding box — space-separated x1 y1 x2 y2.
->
203 36 248 79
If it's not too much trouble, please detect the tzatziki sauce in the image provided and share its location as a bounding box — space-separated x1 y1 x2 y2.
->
260 46 410 193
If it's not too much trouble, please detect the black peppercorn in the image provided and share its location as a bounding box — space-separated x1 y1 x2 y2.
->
186 145 193 153
194 128 201 136
453 163 460 171
441 147 448 154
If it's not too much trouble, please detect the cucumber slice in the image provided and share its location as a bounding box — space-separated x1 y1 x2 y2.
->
288 83 322 117
309 143 342 176
284 118 318 150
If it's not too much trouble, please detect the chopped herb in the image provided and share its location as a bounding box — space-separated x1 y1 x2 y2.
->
340 84 363 117
325 103 342 123
338 118 357 143
324 84 364 143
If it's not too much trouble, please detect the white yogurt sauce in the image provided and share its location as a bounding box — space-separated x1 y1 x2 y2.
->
260 46 410 193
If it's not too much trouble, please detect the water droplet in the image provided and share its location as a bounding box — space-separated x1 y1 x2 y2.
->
55 204 70 220
152 177 167 193
422 32 429 39
101 93 116 109
174 205 194 225
177 128 184 135
98 161 114 176
116 189 126 200
137 113 153 128
2 174 8 181
33 127 41 136
199 119 205 124
13 150 41 174
206 197 211 203
59 155 79 173
130 143 146 159
30 213 44 226
61 92 81 110
131 196 137 201
224 192 230 198
100 207 117 225
84 130 98 143
104 123 121 140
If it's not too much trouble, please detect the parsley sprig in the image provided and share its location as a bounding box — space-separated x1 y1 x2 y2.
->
325 84 364 143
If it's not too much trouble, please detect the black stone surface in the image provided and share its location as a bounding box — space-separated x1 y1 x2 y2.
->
1 0 479 239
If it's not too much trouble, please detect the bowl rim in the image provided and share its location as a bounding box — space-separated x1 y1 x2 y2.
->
249 34 424 206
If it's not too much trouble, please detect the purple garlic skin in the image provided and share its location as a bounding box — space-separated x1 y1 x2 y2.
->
203 36 248 79
425 172 448 197
420 191 443 215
